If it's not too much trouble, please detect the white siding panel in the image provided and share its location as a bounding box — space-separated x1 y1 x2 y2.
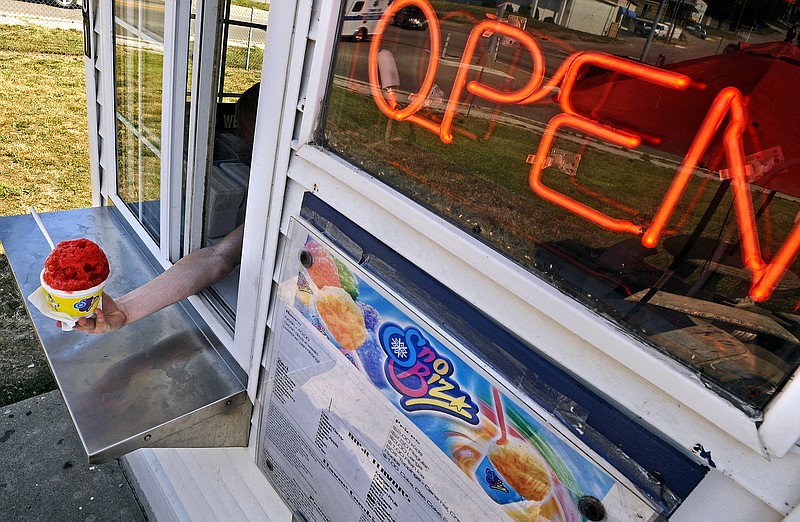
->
182 450 249 521
126 447 290 521
672 470 782 522
123 449 186 522
159 449 217 522
567 0 613 35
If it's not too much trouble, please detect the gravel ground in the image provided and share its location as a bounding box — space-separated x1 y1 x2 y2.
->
0 253 56 408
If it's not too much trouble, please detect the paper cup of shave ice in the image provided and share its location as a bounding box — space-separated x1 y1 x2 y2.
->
475 442 553 506
40 238 109 319
40 270 107 319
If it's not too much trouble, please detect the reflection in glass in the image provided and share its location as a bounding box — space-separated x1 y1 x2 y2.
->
200 2 268 319
114 0 165 243
322 1 800 411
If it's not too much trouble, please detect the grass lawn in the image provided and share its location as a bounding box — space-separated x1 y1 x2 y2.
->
232 0 269 11
0 25 90 216
0 24 89 406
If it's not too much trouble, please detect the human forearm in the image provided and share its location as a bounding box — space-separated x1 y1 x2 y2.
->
114 226 244 327
66 226 244 334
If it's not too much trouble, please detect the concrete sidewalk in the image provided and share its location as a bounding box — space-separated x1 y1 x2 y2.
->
0 390 148 521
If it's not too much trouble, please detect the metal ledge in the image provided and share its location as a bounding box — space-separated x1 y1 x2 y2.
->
0 207 249 463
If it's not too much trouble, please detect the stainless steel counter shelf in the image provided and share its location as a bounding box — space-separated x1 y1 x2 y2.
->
0 207 249 463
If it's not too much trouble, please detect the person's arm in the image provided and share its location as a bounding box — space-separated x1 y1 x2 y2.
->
67 225 244 334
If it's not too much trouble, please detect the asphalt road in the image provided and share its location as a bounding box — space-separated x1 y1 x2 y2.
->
0 0 268 44
332 22 724 132
0 0 82 22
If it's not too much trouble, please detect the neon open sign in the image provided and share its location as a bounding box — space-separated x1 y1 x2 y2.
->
367 0 799 302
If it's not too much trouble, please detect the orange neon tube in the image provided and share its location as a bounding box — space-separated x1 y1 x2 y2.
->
558 52 690 116
368 0 441 122
439 20 545 143
641 89 736 249
642 88 762 276
529 113 643 235
465 24 545 103
722 93 763 272
751 222 800 301
519 53 578 105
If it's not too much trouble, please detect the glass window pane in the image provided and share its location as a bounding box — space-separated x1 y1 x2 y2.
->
322 2 800 410
116 123 160 235
114 0 165 243
199 1 267 318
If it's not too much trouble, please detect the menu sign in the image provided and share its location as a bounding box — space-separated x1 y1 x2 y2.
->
257 219 658 521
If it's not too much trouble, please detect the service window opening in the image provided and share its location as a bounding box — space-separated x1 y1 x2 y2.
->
320 1 800 412
112 0 267 322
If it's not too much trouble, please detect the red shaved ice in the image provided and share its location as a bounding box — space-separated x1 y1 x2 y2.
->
43 239 109 291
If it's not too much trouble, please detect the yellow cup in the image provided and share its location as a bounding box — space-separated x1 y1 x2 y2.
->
40 271 106 319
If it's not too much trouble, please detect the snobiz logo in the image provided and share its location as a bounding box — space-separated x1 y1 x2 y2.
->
378 323 479 424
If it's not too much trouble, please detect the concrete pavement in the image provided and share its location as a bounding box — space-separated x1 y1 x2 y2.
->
0 390 148 521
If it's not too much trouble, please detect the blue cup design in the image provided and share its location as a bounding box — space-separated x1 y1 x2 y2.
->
475 454 526 504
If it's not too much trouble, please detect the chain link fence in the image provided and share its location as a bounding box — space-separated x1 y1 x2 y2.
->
0 0 269 59
220 1 268 100
224 2 268 70
0 0 84 55
0 0 81 17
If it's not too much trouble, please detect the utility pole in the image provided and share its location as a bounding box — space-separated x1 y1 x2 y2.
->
640 0 668 63
735 0 748 32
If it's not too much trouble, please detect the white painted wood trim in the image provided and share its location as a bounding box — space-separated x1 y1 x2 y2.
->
672 470 781 522
159 1 191 262
236 0 315 399
98 0 118 202
124 448 290 521
760 370 800 457
286 145 800 515
184 0 223 259
83 0 102 207
123 449 187 522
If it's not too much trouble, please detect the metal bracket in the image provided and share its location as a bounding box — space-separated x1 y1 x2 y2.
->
527 148 582 176
718 146 784 182
408 83 446 110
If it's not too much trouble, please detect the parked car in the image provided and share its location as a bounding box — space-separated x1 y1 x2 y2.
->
633 20 668 39
393 6 429 30
686 24 707 39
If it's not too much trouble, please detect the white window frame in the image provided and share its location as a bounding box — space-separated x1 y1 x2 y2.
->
101 0 186 265
240 0 800 512
234 0 324 400
93 0 244 354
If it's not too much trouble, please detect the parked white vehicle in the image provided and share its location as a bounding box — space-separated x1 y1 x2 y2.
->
686 24 708 39
340 0 392 40
634 19 668 39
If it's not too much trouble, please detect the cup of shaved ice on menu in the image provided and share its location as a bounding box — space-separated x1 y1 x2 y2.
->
476 441 553 507
40 238 109 319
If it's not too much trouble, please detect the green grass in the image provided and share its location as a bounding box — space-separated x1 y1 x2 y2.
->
0 24 87 405
0 24 84 55
232 0 270 11
0 26 91 217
